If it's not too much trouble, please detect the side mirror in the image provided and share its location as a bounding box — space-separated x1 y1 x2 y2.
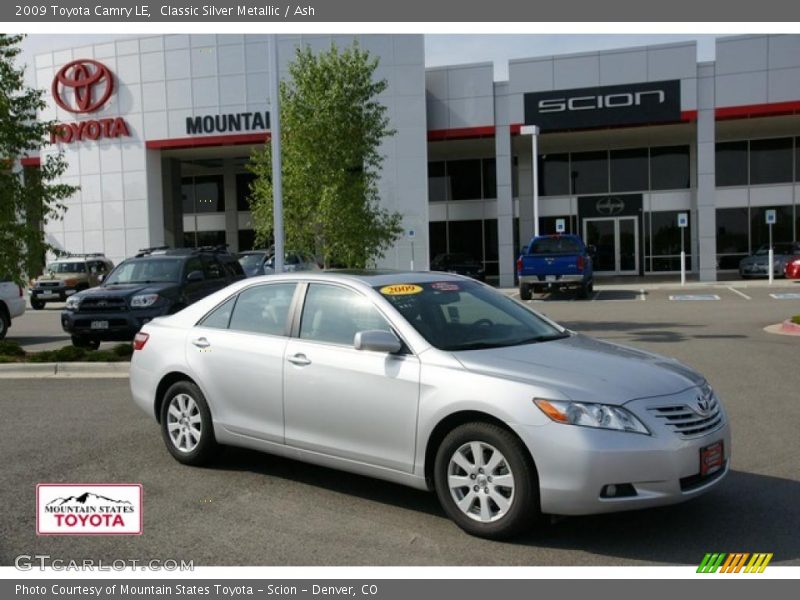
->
354 329 402 354
186 270 204 282
97 274 105 283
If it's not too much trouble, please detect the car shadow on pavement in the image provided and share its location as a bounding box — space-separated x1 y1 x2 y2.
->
516 470 800 564
207 446 443 517
10 335 69 345
560 321 705 344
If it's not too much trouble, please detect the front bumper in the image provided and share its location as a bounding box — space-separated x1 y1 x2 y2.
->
61 306 169 341
30 286 77 302
513 391 731 516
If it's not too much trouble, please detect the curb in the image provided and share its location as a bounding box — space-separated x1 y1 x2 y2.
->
0 362 130 378
780 319 800 334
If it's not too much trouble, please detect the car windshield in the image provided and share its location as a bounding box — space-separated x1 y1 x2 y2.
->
238 254 264 275
376 280 567 351
755 244 796 256
105 258 182 284
46 262 86 273
529 237 581 254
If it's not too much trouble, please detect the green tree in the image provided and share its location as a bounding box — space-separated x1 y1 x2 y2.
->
0 34 76 283
248 42 402 268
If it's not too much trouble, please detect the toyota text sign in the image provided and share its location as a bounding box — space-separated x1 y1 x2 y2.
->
524 80 681 132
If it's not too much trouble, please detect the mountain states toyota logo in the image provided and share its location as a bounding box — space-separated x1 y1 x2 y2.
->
36 484 142 535
52 59 114 113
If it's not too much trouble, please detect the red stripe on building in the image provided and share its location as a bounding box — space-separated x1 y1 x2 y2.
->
427 126 496 141
715 100 800 120
20 157 41 167
145 132 270 150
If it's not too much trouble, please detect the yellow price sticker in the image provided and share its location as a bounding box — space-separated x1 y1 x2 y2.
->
380 284 423 296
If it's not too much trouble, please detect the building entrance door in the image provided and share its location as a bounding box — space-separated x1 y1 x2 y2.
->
583 217 639 275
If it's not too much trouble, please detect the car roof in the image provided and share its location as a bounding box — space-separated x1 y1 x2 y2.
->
250 269 469 287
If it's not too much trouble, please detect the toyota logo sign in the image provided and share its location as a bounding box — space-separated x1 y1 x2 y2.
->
52 59 114 114
596 196 625 216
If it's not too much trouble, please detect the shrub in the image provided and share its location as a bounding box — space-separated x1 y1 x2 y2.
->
84 351 119 362
112 343 133 358
0 339 25 357
792 315 800 325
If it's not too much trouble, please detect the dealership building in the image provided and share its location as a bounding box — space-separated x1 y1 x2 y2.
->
29 34 800 286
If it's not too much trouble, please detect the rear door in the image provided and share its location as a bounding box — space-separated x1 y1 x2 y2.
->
283 283 420 472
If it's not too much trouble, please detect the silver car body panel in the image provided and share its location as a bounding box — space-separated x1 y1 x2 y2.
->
130 271 730 516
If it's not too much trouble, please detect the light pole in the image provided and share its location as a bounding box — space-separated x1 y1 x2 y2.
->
520 125 540 237
268 35 284 273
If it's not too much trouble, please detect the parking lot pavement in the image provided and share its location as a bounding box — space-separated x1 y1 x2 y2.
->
1 288 799 566
6 301 117 352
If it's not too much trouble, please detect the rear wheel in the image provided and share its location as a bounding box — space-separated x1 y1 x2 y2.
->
31 298 45 310
160 380 218 466
519 283 532 301
71 335 100 350
0 309 9 340
434 422 541 539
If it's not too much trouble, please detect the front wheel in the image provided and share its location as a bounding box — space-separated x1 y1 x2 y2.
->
71 335 100 350
0 311 9 340
519 283 532 301
160 380 218 466
31 298 45 310
434 422 541 539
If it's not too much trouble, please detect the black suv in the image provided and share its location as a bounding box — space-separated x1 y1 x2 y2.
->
61 246 245 348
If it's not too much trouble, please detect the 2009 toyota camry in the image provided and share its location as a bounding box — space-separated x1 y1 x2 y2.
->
130 271 730 539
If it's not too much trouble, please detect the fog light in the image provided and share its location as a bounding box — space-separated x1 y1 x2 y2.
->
600 483 637 498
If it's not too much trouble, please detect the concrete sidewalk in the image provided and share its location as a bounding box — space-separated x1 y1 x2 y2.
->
501 275 800 293
0 362 130 378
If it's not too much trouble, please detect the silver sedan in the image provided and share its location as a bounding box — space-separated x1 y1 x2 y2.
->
129 271 730 539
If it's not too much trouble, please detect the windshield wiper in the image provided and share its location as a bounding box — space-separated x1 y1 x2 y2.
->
508 332 571 345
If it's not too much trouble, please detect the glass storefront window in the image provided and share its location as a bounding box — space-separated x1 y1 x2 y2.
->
716 207 749 269
428 161 446 202
182 176 224 213
236 173 257 211
647 211 691 271
447 159 483 201
715 141 748 187
750 205 794 248
570 151 608 195
428 221 447 258
538 216 576 236
610 148 648 193
650 146 690 190
238 229 256 251
538 153 570 196
183 230 227 248
482 159 497 199
750 138 793 185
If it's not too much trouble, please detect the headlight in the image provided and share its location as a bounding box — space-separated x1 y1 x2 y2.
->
130 294 160 308
65 296 80 310
534 398 650 434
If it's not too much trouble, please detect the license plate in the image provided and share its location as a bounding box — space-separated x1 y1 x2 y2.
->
545 275 557 282
39 292 58 299
90 320 109 330
700 441 724 476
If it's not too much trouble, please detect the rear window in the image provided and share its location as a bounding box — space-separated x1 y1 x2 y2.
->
529 238 581 255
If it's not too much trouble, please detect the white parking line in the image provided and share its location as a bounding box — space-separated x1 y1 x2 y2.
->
591 291 600 301
727 286 752 300
770 292 800 300
639 289 646 301
669 294 721 301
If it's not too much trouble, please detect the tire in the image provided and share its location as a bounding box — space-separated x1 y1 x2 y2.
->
31 298 45 310
519 283 532 301
71 335 100 350
0 309 9 340
433 422 541 540
160 380 218 466
577 281 590 300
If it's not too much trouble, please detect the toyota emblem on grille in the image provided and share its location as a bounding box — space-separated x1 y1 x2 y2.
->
695 396 711 416
97 300 108 307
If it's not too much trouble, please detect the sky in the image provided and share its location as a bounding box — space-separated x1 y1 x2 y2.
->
20 33 721 81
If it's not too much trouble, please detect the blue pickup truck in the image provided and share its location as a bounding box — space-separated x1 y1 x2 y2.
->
516 234 594 300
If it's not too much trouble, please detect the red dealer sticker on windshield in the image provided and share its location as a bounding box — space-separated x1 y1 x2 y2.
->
380 284 423 296
431 282 461 291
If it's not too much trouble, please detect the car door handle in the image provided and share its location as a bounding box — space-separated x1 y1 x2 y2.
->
192 337 210 349
287 353 311 366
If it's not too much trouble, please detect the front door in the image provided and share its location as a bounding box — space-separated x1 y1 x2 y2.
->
583 217 639 275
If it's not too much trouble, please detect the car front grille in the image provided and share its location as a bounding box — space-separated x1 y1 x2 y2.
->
648 393 723 438
38 282 62 288
77 297 128 312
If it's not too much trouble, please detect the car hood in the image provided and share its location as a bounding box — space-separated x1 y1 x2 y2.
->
77 282 177 298
452 333 704 405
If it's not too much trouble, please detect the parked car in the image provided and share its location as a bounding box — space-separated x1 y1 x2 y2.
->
130 271 729 539
0 279 26 340
738 242 800 278
430 253 486 281
29 254 113 310
517 234 594 300
61 246 245 349
238 250 320 277
785 257 800 279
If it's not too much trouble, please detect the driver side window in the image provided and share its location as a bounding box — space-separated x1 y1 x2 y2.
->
299 284 391 346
